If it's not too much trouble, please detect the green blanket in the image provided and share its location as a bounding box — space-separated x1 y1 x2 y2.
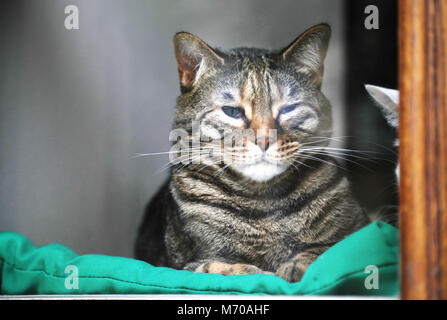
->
0 221 399 296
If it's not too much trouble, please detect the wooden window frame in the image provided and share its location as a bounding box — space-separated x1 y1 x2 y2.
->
399 0 447 299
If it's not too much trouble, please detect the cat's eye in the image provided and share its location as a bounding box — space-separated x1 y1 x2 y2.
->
278 104 298 116
221 106 244 119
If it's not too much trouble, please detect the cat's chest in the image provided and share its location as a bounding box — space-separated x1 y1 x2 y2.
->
185 210 304 263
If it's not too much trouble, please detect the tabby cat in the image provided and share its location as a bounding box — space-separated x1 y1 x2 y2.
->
135 24 369 282
365 84 400 226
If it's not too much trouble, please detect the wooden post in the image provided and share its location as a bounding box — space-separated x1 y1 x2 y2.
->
399 0 447 299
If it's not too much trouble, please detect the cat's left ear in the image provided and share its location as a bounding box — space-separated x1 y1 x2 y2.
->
365 84 399 128
281 24 331 87
174 32 225 93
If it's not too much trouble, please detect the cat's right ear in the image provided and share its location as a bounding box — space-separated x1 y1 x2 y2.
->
281 24 331 88
365 84 399 128
174 32 224 93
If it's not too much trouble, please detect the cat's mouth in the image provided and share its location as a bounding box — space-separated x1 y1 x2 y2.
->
232 158 290 182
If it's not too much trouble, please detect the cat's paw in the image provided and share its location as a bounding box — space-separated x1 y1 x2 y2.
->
276 260 309 282
195 261 272 276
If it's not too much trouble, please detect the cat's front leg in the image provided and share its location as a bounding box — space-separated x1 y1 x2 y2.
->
276 247 329 282
185 260 274 276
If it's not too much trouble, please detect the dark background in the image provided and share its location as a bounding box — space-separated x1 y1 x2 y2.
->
346 0 398 214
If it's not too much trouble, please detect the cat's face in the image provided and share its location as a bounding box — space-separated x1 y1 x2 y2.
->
173 24 332 182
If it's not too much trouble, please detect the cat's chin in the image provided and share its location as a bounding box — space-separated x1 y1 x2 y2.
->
232 161 290 182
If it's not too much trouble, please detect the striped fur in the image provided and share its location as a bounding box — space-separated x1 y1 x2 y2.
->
135 24 368 282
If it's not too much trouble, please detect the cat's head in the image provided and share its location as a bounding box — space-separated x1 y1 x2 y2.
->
365 84 399 181
173 24 332 182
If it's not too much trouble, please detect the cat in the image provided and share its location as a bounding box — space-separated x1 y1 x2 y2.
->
135 24 369 282
365 84 399 226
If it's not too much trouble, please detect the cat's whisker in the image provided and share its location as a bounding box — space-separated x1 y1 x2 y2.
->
214 163 232 177
302 135 351 144
300 150 372 171
288 158 314 170
297 137 350 148
301 148 379 160
286 161 301 172
367 142 399 156
301 146 384 155
195 161 222 173
307 135 352 140
156 148 241 174
295 153 348 172
132 148 206 159
154 152 207 174
306 150 394 164
300 147 396 165
176 156 220 173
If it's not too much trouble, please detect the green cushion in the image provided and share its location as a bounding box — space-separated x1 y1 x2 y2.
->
0 221 399 296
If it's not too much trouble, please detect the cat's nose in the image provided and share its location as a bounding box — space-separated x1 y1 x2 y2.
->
256 136 270 151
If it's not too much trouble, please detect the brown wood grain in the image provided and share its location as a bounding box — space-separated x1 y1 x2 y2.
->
399 0 447 299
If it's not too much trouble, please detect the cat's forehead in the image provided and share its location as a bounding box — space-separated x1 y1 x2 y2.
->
211 52 307 105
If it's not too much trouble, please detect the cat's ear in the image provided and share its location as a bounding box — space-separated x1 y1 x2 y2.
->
174 32 224 92
365 84 399 128
281 24 331 87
